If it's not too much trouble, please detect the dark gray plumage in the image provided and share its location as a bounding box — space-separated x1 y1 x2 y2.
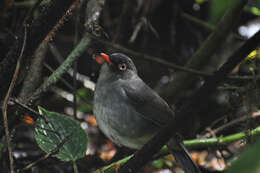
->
94 53 200 173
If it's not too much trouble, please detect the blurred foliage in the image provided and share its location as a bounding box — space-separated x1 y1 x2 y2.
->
152 156 174 169
0 143 3 150
77 88 93 113
195 0 205 4
226 138 260 173
94 155 133 173
209 0 239 24
152 159 164 169
257 0 260 9
245 6 260 16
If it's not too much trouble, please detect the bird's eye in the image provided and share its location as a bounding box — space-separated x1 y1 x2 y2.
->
118 63 127 71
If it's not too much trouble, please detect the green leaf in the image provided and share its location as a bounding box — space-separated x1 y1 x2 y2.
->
244 6 260 16
209 0 238 24
0 143 4 150
34 107 88 162
77 88 93 113
152 159 164 169
226 138 260 173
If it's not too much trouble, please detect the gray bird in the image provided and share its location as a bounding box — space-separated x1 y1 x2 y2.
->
94 52 200 173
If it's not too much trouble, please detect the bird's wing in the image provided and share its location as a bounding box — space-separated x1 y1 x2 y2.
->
122 79 201 173
122 78 174 127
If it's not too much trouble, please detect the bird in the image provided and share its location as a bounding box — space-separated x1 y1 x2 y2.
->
93 52 200 173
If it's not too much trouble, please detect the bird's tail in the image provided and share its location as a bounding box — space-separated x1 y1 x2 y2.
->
167 138 201 173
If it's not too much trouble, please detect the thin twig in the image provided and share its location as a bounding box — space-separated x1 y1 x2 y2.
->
0 0 75 100
13 0 46 8
2 25 27 173
28 35 91 103
43 63 91 104
48 42 96 88
73 4 80 120
89 33 260 81
44 0 79 43
181 12 246 40
73 54 78 120
205 111 260 138
24 0 44 26
18 41 48 99
96 125 260 172
129 18 144 43
119 2 258 171
181 12 215 32
10 98 48 124
184 126 260 149
89 33 211 75
21 133 73 171
159 1 247 102
113 0 133 43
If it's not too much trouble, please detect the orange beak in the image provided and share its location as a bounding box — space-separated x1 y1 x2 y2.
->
95 53 112 65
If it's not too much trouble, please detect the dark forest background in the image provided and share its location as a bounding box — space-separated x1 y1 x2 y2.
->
1 0 260 173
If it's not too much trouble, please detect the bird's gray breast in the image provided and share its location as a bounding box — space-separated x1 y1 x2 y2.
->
93 79 158 149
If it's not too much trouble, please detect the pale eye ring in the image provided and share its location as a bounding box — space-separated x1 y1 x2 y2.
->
118 63 127 71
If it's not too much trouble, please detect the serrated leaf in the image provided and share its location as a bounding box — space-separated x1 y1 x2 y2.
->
34 107 88 162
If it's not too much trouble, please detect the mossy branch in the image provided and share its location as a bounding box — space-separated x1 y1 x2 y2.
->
184 126 260 149
94 125 260 173
160 1 246 103
28 35 91 103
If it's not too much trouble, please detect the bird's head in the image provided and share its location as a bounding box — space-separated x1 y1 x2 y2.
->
96 53 137 80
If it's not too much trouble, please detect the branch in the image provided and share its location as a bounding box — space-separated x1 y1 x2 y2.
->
184 126 260 149
43 63 91 104
1 26 27 173
0 0 75 99
28 34 91 103
20 133 73 171
112 0 134 43
96 125 260 172
181 12 245 40
10 98 48 124
202 111 260 138
119 8 260 173
18 42 47 99
89 33 260 80
27 0 106 103
159 1 247 103
88 33 212 74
